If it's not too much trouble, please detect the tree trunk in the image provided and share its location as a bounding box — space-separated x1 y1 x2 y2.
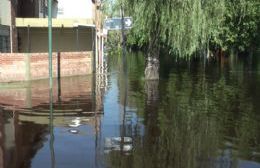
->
145 3 161 80
144 80 160 143
145 30 160 80
145 80 159 105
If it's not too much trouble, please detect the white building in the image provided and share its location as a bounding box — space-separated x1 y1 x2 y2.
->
53 0 94 19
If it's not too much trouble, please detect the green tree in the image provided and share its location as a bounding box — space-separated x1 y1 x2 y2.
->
123 0 259 79
213 0 260 52
125 0 226 79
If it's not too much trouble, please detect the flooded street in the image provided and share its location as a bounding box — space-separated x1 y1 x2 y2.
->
0 51 260 168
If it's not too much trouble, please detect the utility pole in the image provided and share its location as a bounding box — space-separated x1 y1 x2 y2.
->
48 0 53 89
48 1 55 168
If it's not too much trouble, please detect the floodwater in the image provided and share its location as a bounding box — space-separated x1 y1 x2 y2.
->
0 51 260 168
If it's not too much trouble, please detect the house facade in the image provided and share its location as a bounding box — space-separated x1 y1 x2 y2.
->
0 0 11 52
0 0 102 53
15 0 99 53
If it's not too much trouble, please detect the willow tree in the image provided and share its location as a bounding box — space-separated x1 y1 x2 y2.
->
125 0 226 79
213 0 260 53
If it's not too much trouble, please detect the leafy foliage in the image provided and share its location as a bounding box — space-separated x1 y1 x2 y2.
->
213 0 260 52
125 0 260 57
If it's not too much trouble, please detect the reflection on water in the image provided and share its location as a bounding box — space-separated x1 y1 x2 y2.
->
0 51 260 168
0 75 105 168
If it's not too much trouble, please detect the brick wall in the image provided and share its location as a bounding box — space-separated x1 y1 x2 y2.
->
0 52 93 82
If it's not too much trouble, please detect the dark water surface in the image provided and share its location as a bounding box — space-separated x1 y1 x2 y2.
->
0 51 260 168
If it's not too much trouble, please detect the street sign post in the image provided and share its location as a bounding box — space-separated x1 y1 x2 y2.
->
48 0 53 89
104 17 133 30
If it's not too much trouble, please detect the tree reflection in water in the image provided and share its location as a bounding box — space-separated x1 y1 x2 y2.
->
106 51 260 168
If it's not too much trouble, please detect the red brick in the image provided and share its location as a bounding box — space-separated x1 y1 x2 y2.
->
0 52 93 82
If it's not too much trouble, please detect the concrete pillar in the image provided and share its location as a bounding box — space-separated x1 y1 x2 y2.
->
10 1 18 53
24 53 31 81
27 25 31 53
76 27 79 51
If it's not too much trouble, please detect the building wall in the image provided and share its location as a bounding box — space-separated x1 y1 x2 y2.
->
16 0 95 19
0 0 11 26
56 0 94 19
0 0 11 52
17 27 94 53
17 0 39 18
0 52 93 82
0 25 10 52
